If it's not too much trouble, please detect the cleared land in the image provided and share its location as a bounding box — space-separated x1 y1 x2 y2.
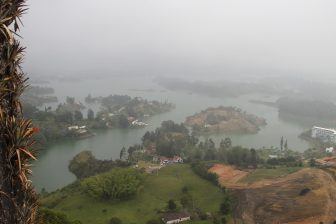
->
210 164 336 224
41 164 226 224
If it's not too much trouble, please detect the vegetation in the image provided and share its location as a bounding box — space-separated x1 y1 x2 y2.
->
185 106 266 134
141 120 192 157
41 165 227 224
22 98 92 149
240 167 302 184
191 162 219 185
68 151 130 179
81 168 144 200
0 1 38 223
37 209 81 224
86 94 174 129
277 97 336 120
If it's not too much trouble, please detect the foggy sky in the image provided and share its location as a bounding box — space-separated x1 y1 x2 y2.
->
21 0 336 80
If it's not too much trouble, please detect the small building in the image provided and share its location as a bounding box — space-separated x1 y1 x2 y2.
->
68 125 79 131
159 156 183 166
326 147 334 153
162 212 191 224
311 126 336 143
268 154 278 159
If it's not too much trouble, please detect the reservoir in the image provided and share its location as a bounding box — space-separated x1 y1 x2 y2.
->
32 76 310 191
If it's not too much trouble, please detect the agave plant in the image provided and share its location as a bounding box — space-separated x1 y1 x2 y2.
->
0 1 38 223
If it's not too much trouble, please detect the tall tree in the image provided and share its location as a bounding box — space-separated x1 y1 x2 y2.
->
87 108 94 120
0 1 38 223
280 136 284 151
120 147 126 160
284 139 288 151
74 110 83 121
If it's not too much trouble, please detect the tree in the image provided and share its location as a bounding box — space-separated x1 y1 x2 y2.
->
180 194 193 208
120 147 126 160
223 137 232 149
87 109 94 120
118 114 129 128
280 136 284 151
109 217 122 224
309 158 316 167
250 148 258 168
81 168 144 200
146 219 160 224
66 96 75 105
0 2 38 223
74 110 83 121
220 196 231 215
168 199 177 211
284 139 288 151
38 209 81 224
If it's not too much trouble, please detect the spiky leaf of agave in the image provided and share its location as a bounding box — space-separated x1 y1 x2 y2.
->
0 1 38 223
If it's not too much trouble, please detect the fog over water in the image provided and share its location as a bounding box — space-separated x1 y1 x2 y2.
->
18 1 336 191
22 0 336 80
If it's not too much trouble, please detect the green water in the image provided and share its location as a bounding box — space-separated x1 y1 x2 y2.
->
32 76 310 191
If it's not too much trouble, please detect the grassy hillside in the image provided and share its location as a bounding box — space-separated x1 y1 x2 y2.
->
239 167 302 184
41 164 226 224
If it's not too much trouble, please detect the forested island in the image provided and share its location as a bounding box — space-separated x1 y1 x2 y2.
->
86 94 175 128
185 106 267 134
22 94 174 149
250 96 336 126
277 97 336 121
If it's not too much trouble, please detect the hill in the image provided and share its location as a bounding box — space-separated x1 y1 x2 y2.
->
210 164 336 224
185 106 266 134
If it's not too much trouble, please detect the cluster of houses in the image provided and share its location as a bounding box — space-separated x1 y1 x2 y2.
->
152 156 184 166
131 119 148 127
311 126 336 143
67 125 93 139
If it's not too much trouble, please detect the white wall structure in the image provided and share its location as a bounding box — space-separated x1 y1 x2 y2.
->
312 126 336 143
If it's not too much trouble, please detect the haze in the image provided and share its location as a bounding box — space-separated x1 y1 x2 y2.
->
22 0 336 80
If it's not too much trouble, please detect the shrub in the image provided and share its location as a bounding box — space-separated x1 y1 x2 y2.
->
299 188 311 196
38 209 81 224
168 199 177 211
109 217 122 224
146 219 161 224
81 168 144 200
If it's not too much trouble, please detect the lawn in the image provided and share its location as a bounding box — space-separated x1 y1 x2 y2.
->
239 167 302 184
41 164 226 224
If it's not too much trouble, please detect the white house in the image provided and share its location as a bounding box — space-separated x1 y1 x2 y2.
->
311 126 336 143
162 212 191 224
68 126 79 131
326 147 334 153
269 154 278 159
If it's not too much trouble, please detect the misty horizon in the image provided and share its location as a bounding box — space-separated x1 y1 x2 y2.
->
21 0 336 81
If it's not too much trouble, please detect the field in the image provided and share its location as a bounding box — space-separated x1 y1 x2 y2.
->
41 164 226 224
239 167 302 184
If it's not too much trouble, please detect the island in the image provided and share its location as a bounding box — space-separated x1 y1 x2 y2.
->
86 94 175 129
185 106 267 134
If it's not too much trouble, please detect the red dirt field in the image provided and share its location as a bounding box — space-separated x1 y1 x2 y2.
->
209 164 336 224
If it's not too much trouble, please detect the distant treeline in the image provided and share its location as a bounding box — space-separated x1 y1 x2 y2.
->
277 97 336 119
